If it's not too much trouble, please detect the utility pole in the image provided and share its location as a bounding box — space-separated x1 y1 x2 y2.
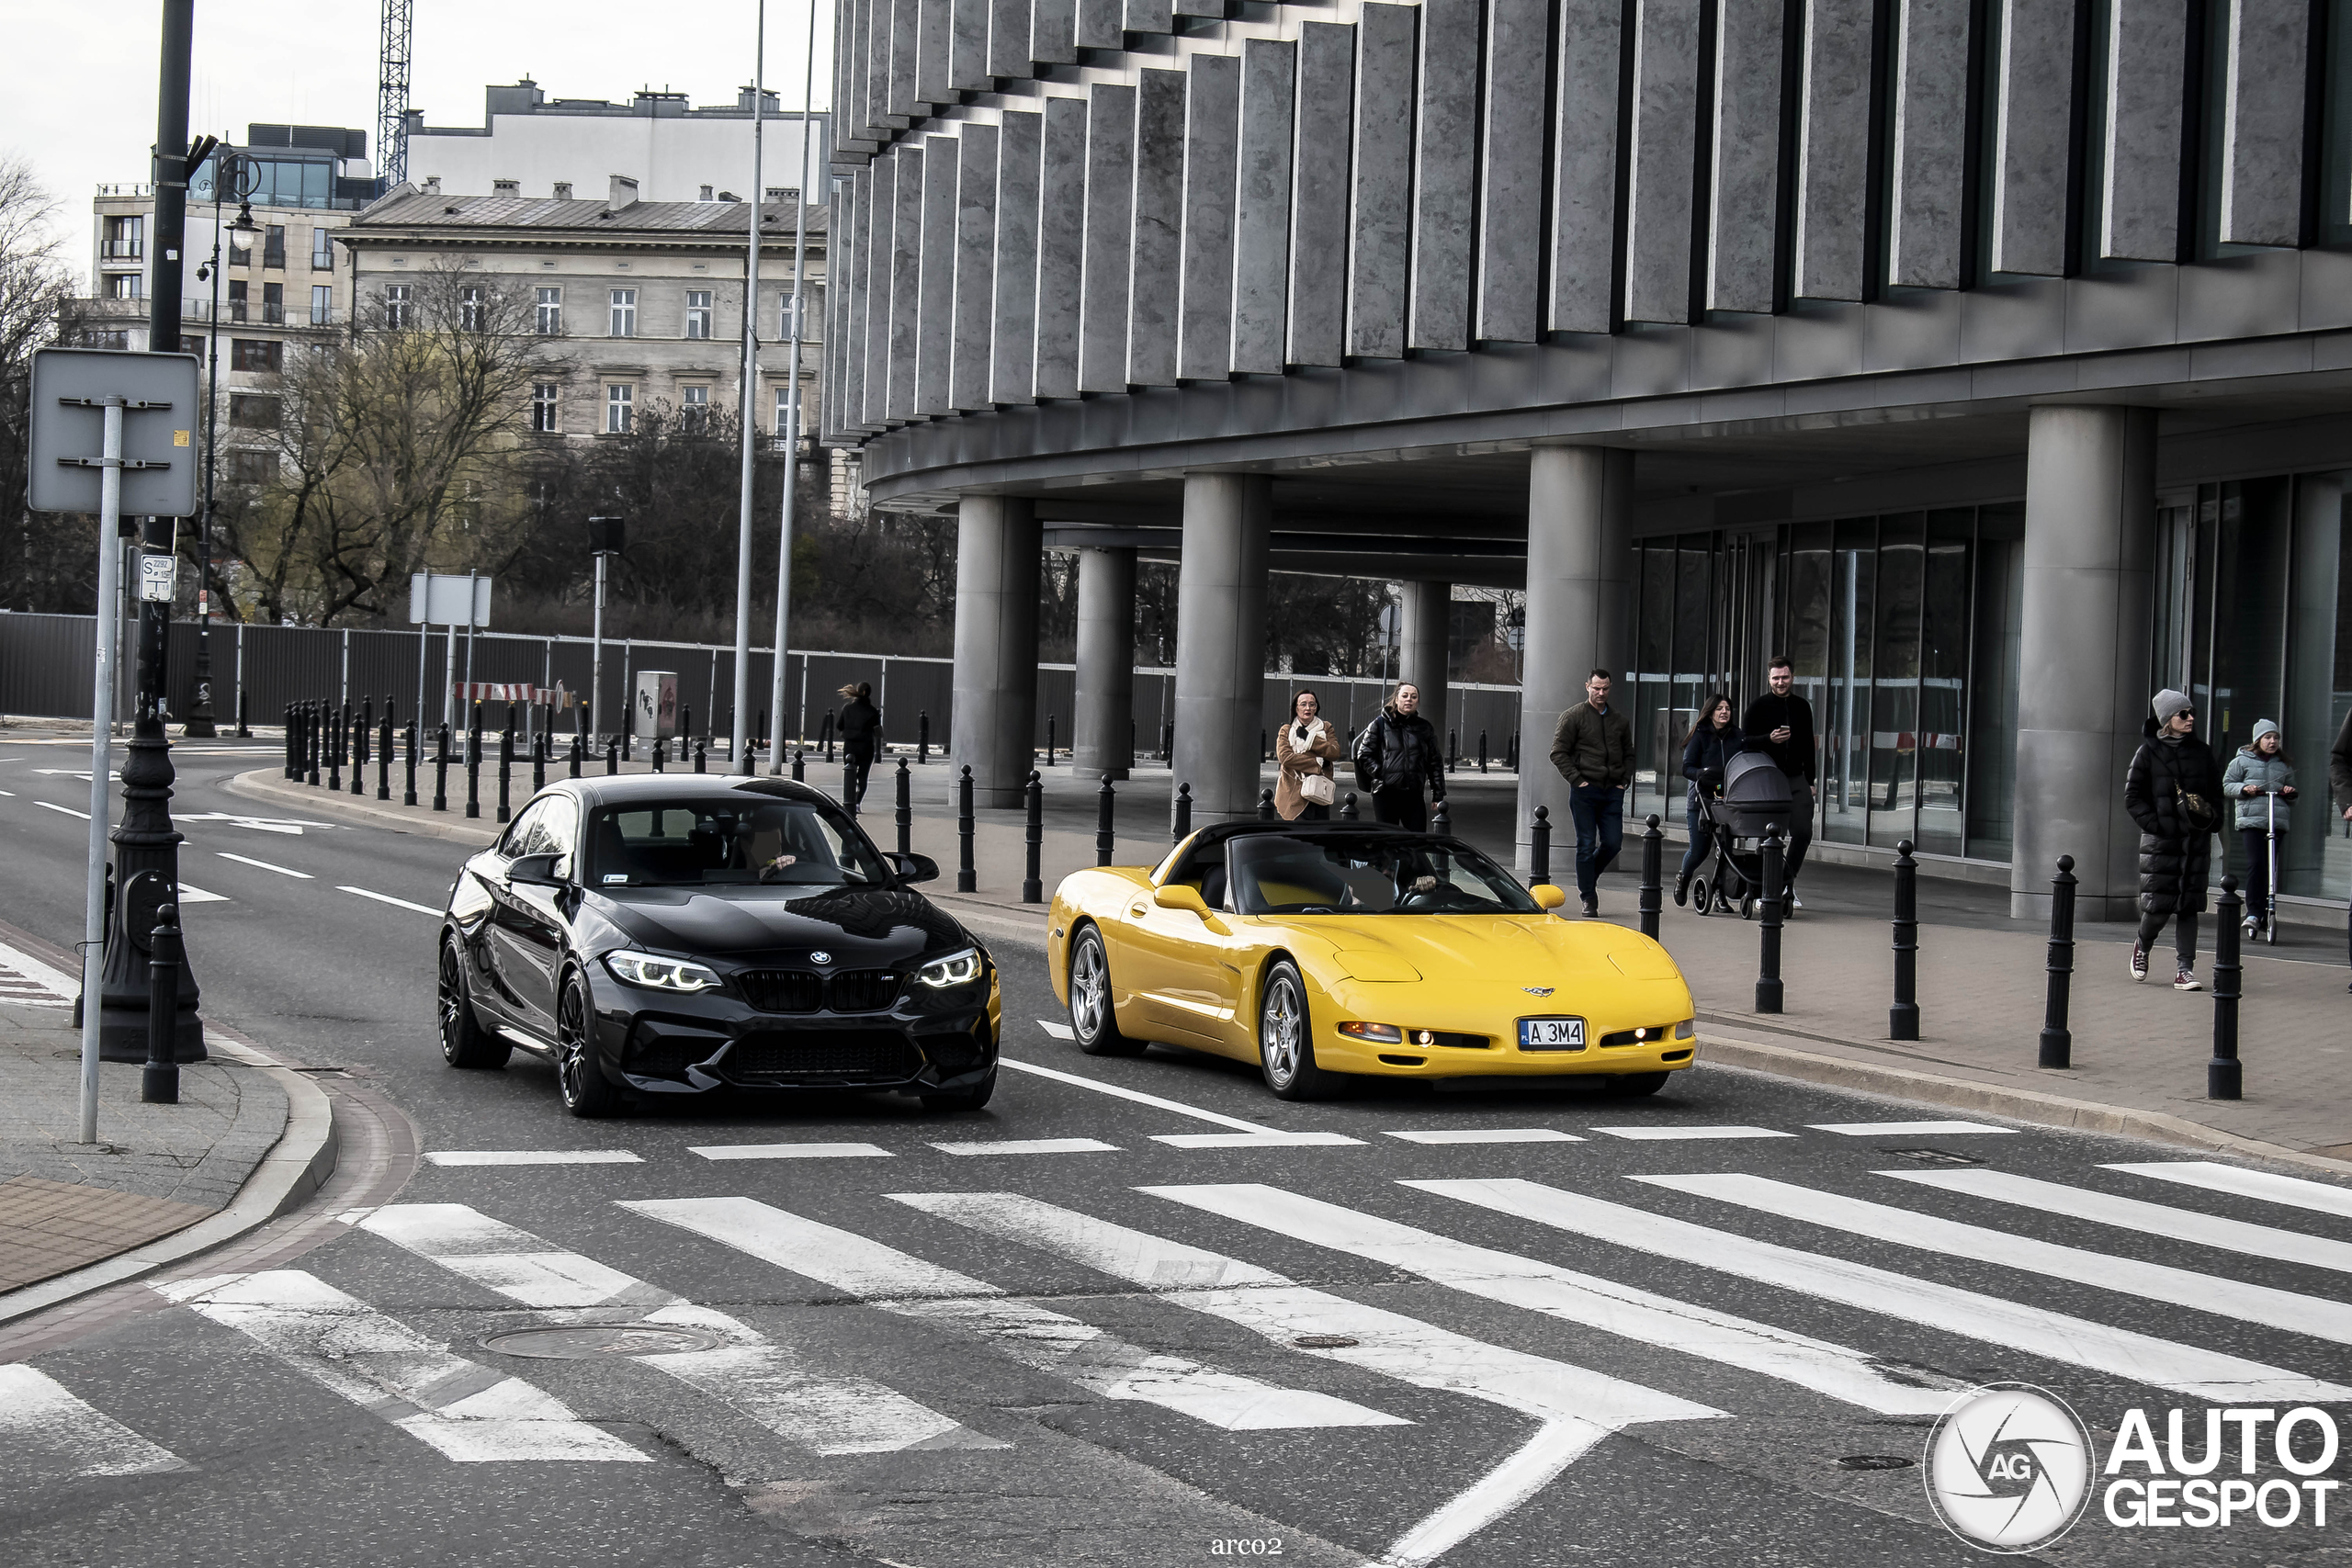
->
105 0 204 1063
730 0 767 775
766 0 819 773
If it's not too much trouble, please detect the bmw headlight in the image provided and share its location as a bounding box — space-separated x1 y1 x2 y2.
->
916 946 984 989
604 952 722 993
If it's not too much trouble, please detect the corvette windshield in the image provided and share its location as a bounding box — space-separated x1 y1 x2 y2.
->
584 798 889 888
1229 834 1542 916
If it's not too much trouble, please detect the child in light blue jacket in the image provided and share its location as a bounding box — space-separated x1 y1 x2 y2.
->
2222 719 2297 933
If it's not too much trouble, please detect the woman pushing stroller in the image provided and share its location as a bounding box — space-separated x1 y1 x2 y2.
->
1674 693 1744 907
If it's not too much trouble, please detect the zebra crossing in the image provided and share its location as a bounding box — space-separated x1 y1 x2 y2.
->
10 1153 2352 1563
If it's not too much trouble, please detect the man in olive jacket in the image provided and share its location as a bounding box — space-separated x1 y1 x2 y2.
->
1551 669 1634 916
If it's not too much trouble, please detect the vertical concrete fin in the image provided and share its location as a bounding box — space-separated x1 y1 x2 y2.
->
1623 0 1702 323
1887 0 1971 289
890 0 923 119
1478 0 1549 343
888 144 928 423
1125 0 1174 31
916 135 960 417
1033 0 1080 67
991 110 1044 406
951 0 994 92
1349 4 1418 358
989 0 1035 78
2219 0 2309 247
1707 0 1786 313
1129 69 1189 387
1792 0 1873 301
862 157 893 426
1180 53 1243 382
1989 0 2076 276
1289 22 1356 366
1550 0 1626 334
2098 0 2186 262
917 0 954 106
1233 38 1299 377
1411 0 1481 351
1079 84 1139 394
1077 0 1125 50
842 168 871 433
1036 96 1091 399
952 125 1001 413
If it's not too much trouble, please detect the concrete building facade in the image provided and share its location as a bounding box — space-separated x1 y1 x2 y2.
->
822 0 2352 922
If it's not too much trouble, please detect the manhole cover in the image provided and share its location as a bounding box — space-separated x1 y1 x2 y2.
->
1836 1454 1917 1472
482 1325 724 1359
1293 1335 1359 1349
1882 1147 1985 1167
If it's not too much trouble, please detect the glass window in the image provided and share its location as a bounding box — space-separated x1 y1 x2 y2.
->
263 224 286 267
228 394 280 428
500 798 557 857
682 383 710 433
1916 512 1973 857
531 382 560 434
1868 513 1925 846
1632 542 1675 820
685 289 711 339
1965 506 2025 859
535 287 562 334
311 284 333 325
311 227 334 269
774 385 795 437
383 283 411 329
584 795 888 888
460 286 484 333
262 281 283 322
605 383 634 434
228 449 278 485
106 272 141 300
230 338 282 372
2283 479 2347 900
778 291 799 338
1227 833 1542 916
1822 520 1878 846
609 288 637 337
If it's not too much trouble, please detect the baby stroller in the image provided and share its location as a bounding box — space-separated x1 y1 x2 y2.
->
1690 751 1795 920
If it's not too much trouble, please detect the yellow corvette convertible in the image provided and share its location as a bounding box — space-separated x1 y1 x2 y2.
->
1046 821 1697 1100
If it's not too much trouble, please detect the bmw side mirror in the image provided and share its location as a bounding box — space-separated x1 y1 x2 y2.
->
508 852 564 888
896 852 940 885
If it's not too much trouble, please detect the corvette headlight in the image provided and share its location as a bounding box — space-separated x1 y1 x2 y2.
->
917 946 984 989
1338 1021 1403 1043
604 952 721 993
1674 1019 1695 1040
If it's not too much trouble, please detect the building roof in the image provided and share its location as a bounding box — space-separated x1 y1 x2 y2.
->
345 189 824 242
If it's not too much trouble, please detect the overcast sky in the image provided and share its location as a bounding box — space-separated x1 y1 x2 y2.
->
0 0 832 244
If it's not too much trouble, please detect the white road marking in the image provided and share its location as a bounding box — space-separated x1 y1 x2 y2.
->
154 1269 649 1461
1589 1125 1794 1141
690 1142 893 1161
359 1203 993 1453
0 789 14 795
1151 1132 1366 1149
1640 1171 2352 1348
1882 1167 2352 1278
1036 1019 1075 1039
215 851 312 879
1412 1178 2351 1403
1808 1121 2017 1136
930 1138 1120 1156
1384 1128 1584 1145
625 1196 1403 1433
899 1190 1721 1568
178 811 341 835
36 801 89 820
423 1150 643 1167
173 884 228 904
1145 1183 1965 1416
0 1365 186 1479
999 1055 1281 1133
338 885 442 916
0 938 82 1000
2108 1160 2352 1222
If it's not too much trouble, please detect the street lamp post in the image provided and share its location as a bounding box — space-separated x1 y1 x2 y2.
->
730 0 769 774
189 152 257 741
765 0 820 773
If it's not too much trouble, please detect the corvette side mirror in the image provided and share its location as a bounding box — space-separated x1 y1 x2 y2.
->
1152 883 1211 917
1530 883 1567 911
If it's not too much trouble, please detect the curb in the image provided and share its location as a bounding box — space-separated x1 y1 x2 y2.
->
225 769 497 847
1696 1027 2352 1179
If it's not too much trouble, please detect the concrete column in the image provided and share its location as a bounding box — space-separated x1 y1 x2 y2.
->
1516 447 1634 869
2010 406 2156 921
1398 580 1452 760
951 496 1043 807
1172 474 1272 818
2283 472 2343 897
1073 547 1138 781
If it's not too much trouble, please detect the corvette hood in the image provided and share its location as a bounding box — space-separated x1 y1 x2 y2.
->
1288 915 1682 985
590 886 967 964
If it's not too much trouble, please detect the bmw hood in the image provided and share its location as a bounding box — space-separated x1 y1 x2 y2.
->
589 886 970 964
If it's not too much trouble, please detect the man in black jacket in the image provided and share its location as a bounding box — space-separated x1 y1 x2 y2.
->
837 682 880 811
1740 656 1817 908
1353 682 1445 832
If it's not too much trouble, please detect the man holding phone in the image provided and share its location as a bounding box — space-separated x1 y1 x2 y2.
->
1740 656 1817 911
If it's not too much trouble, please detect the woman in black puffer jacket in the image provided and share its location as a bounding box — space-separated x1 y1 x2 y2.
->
2123 688 2226 990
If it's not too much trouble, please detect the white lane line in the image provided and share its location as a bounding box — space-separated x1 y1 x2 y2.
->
1808 1121 2018 1136
36 801 90 820
1384 1128 1584 1145
155 1269 649 1461
1151 1132 1366 1149
1640 1171 2352 1349
0 938 82 1000
338 885 442 916
931 1138 1121 1156
625 1196 1402 1433
0 1365 187 1479
0 789 14 796
1146 1183 1965 1416
359 1203 994 1453
1589 1125 1794 1141
215 851 312 879
691 1142 893 1161
1882 1167 2352 1278
1037 1019 1075 1039
999 1055 1282 1134
898 1190 1721 1567
424 1150 643 1168
174 884 228 905
1412 1178 2351 1404
2109 1160 2352 1222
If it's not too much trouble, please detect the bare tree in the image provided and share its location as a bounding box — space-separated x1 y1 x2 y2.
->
0 153 87 611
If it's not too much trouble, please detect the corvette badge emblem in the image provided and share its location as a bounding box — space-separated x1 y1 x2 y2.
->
809 951 833 965
1522 986 1554 997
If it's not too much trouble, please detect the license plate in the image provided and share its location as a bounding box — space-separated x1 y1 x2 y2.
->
1517 1017 1586 1050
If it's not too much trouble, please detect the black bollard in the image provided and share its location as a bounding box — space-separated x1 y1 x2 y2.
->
465 718 482 820
2039 855 2076 1069
236 687 249 739
1529 804 1552 888
823 710 835 763
622 705 633 762
1478 728 1488 774
403 721 419 807
328 703 345 792
1096 774 1116 866
918 711 930 763
1023 771 1045 904
1431 797 1451 836
1340 790 1359 821
283 705 296 778
142 902 181 1104
896 756 913 857
433 725 450 812
533 731 547 791
1172 782 1193 843
1447 728 1458 773
495 721 513 823
377 713 392 801
605 736 619 776
1890 839 1919 1041
695 740 707 773
956 765 977 892
1161 719 1173 761
792 747 806 782
1756 828 1785 1013
1260 788 1278 822
652 728 666 773
568 732 583 779
1638 814 1664 941
1046 714 1057 766
307 702 321 786
352 699 370 796
2210 874 2244 1100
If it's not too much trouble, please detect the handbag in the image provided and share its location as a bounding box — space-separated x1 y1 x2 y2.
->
2175 784 2217 833
1300 772 1336 806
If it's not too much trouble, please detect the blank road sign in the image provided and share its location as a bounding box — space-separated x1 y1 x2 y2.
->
27 348 202 516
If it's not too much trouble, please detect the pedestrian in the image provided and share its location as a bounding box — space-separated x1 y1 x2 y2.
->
1274 689 1342 821
1549 668 1634 918
1352 681 1445 833
2124 689 2227 989
1674 692 1745 907
2222 719 2297 938
1741 656 1818 912
837 681 880 810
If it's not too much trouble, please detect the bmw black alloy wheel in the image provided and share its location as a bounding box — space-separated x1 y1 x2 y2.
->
554 972 617 1116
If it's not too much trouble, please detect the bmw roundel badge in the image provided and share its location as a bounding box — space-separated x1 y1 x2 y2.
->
809 951 833 965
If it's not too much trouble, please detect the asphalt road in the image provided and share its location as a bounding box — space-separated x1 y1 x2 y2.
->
4 736 2350 1567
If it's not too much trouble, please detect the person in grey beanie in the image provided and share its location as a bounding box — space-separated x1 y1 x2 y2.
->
2221 719 2297 938
2124 689 2226 988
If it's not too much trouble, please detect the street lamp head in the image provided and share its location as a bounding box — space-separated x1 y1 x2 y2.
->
231 202 257 233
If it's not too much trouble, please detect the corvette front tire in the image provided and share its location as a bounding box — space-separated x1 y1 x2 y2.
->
1258 960 1338 1101
1069 926 1146 1056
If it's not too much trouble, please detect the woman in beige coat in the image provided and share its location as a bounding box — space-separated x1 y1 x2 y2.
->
1274 689 1344 820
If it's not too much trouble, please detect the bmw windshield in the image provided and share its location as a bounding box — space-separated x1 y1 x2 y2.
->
584 798 891 889
1228 833 1543 916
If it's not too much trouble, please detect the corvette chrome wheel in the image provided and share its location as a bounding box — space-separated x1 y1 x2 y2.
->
1069 928 1145 1056
1258 960 1334 1101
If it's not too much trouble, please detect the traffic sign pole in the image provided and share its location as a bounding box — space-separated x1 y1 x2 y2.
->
77 400 126 1144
